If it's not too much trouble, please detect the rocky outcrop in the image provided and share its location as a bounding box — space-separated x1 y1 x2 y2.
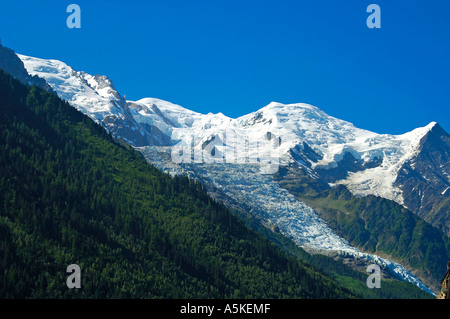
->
395 123 450 235
0 43 53 92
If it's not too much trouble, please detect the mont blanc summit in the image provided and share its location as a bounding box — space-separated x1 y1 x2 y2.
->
16 52 450 295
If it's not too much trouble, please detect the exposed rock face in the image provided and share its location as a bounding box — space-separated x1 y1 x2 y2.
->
12 47 449 295
0 44 53 92
395 123 450 235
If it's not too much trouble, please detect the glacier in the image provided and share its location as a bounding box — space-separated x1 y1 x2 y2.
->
18 53 437 295
140 146 436 295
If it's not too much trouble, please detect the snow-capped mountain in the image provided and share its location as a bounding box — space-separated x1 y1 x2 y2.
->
17 52 450 294
19 54 443 208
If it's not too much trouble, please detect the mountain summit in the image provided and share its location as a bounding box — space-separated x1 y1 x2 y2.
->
16 51 450 294
20 53 443 216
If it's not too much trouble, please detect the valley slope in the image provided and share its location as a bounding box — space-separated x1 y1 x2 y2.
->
12 48 450 295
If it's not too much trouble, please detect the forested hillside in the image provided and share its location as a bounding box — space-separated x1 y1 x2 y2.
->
0 68 356 298
0 68 432 299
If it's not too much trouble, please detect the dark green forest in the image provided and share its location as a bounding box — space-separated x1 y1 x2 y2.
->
0 68 355 298
0 68 432 299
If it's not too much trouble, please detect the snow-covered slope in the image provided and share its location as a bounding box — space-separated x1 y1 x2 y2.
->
18 54 124 123
128 98 437 205
18 53 441 294
135 98 437 208
19 53 436 202
230 102 438 206
333 122 437 204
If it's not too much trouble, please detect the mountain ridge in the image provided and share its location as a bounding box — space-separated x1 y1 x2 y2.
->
1 58 435 299
19 51 444 217
12 49 450 294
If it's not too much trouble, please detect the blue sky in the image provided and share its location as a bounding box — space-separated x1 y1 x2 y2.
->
1 0 449 134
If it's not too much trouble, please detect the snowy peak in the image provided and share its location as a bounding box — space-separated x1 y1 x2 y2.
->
324 121 439 205
19 54 173 146
18 54 125 123
394 121 450 234
81 73 122 101
15 51 444 166
135 97 200 121
233 102 441 211
262 101 321 111
16 52 447 213
398 121 437 147
13 50 448 294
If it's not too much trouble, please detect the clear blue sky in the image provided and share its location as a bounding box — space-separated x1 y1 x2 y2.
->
1 0 449 134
